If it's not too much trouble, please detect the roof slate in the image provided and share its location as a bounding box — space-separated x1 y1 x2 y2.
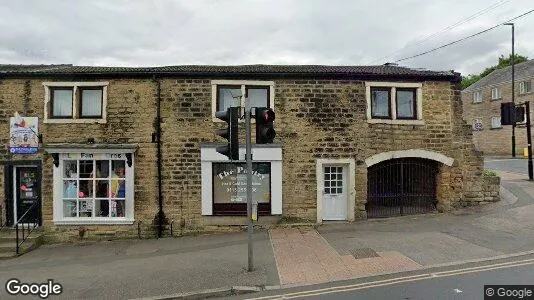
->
0 64 458 81
463 59 534 92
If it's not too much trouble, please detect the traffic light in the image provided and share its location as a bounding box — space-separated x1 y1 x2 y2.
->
501 102 515 125
255 107 276 144
501 102 526 125
515 106 526 123
215 107 239 160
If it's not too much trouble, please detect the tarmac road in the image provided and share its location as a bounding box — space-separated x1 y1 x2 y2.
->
237 253 534 300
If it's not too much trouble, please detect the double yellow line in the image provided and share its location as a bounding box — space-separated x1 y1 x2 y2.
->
249 257 534 299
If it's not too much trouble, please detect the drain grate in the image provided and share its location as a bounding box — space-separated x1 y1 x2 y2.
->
349 248 380 259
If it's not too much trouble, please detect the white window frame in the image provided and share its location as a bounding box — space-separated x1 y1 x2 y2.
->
491 116 502 129
200 145 282 216
365 82 423 125
520 81 532 94
43 82 108 124
473 91 482 103
491 87 501 100
48 148 135 225
211 80 275 122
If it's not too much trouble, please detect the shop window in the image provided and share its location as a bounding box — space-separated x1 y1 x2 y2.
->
50 151 135 224
212 162 271 215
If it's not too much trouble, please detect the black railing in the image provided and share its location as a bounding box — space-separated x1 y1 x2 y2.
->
15 201 40 255
367 158 438 218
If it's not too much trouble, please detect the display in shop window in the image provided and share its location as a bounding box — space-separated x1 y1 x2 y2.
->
61 158 127 218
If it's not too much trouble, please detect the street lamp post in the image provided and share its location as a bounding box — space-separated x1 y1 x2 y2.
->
504 22 515 157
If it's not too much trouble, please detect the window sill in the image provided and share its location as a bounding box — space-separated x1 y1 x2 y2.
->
45 118 106 124
473 101 483 104
491 98 502 101
367 119 424 125
54 218 134 225
490 127 503 130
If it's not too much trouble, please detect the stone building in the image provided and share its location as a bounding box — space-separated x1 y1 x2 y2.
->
462 59 534 155
0 64 497 242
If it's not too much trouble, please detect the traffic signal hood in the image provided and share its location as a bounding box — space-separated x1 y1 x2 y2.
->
215 107 239 160
255 107 276 144
501 102 526 125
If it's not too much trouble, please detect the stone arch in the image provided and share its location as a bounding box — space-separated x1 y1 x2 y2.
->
364 149 454 167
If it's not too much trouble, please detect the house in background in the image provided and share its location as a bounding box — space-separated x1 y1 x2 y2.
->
0 64 498 244
462 59 534 155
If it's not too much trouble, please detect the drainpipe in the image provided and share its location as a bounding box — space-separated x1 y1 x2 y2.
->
154 75 165 238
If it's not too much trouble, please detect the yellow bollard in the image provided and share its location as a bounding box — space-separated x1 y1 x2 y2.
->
524 147 529 157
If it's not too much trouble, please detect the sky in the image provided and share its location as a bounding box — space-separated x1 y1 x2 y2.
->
0 0 533 76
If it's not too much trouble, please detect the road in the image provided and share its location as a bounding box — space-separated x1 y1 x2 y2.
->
485 157 528 174
239 254 534 300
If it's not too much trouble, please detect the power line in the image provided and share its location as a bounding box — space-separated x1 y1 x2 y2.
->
394 8 534 63
369 0 513 64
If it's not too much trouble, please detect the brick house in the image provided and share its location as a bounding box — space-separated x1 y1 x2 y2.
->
0 64 497 242
462 59 534 155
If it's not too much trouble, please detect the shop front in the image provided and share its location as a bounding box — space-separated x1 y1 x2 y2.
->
200 144 282 218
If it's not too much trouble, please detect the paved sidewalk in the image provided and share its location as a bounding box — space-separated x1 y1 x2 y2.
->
270 227 421 286
0 231 279 299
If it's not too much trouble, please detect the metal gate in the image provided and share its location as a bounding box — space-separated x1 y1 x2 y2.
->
366 158 438 218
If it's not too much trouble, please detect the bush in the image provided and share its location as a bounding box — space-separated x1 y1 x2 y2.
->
483 169 498 177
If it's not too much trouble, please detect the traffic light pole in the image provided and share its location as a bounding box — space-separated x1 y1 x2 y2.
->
526 101 533 180
245 107 254 272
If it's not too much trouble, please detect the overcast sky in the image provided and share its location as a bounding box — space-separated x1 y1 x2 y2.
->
1 0 533 75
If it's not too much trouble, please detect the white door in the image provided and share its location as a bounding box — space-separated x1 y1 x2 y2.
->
322 165 347 220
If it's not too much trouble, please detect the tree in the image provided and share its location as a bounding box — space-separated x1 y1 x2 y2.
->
461 54 528 89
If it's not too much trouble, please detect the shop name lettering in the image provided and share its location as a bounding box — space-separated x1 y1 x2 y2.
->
217 167 265 181
64 153 124 159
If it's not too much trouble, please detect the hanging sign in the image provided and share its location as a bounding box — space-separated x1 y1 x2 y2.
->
9 112 39 154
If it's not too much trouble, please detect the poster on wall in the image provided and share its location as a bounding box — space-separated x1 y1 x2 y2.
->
9 112 39 154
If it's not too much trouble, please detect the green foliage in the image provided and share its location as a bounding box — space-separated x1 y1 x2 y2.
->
461 54 529 89
483 169 498 177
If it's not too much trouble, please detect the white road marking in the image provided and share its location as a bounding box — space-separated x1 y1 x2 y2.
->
453 288 462 293
248 257 534 300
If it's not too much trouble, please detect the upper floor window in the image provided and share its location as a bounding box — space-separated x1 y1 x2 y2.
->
370 88 390 118
491 116 502 129
366 82 422 124
491 87 501 100
473 91 482 103
211 80 274 121
520 81 532 94
43 82 108 123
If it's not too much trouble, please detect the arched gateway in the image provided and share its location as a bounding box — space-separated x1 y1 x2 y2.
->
365 150 454 218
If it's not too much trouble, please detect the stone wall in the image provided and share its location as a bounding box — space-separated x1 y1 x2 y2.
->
0 76 495 242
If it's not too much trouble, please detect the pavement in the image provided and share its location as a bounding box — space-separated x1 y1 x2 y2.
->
1 157 534 299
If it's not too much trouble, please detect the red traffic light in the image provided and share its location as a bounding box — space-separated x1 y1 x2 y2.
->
261 109 275 123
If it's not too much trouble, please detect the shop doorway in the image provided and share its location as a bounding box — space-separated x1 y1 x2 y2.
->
4 163 42 226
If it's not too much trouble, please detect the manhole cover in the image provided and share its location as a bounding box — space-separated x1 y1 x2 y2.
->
349 248 380 259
